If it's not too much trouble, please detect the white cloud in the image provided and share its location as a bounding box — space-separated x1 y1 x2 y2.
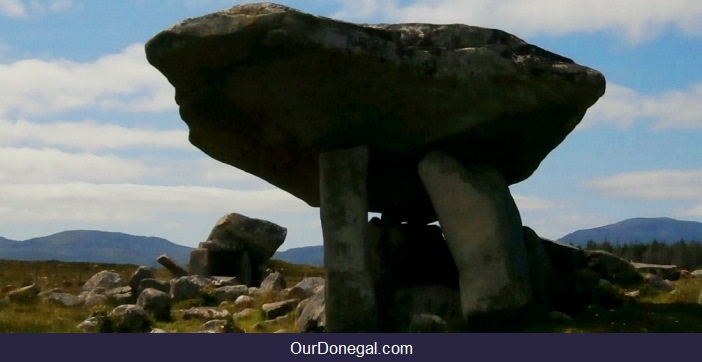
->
29 0 73 12
513 194 559 211
0 0 25 17
585 169 702 199
0 43 175 117
0 119 189 151
582 83 702 129
0 182 310 223
333 0 702 42
0 146 150 182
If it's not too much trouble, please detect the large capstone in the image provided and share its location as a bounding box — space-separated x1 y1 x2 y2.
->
145 2 605 223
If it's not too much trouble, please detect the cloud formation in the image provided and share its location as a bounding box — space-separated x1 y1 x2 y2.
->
0 182 310 223
585 169 702 199
0 43 175 117
0 0 72 17
333 0 702 42
0 0 24 17
583 83 702 129
0 119 189 151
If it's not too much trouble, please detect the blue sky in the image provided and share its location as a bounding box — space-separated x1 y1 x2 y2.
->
1 0 700 250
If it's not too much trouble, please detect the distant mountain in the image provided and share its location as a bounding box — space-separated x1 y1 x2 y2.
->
559 217 702 246
0 230 192 266
274 245 323 266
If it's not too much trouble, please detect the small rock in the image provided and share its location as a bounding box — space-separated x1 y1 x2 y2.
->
262 299 299 320
408 314 448 333
129 266 154 293
259 272 286 293
136 288 172 321
234 295 255 309
200 319 244 333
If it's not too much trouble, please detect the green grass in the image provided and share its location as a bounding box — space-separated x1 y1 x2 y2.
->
0 259 321 333
2 259 702 333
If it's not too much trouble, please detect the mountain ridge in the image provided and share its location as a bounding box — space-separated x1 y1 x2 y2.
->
0 230 192 266
559 217 702 245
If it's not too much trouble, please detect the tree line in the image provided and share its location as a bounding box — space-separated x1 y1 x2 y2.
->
581 239 702 271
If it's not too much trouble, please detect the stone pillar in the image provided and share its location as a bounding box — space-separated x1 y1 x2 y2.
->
319 145 378 332
187 249 209 277
418 151 531 320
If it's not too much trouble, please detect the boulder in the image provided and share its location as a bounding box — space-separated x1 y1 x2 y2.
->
211 285 249 303
136 288 172 321
234 295 255 309
107 305 152 333
295 286 326 333
632 263 680 281
203 213 287 264
7 284 41 303
262 299 299 320
84 293 109 309
128 266 154 293
259 272 286 294
200 319 243 333
44 292 82 307
138 278 171 295
145 3 605 221
180 307 231 321
82 271 121 292
170 275 210 301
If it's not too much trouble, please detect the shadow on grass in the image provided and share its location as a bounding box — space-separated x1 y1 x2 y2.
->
463 302 702 333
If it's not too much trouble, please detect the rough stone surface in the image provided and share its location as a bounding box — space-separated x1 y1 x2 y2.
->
203 213 287 264
157 254 188 278
108 305 152 333
84 293 109 308
295 286 326 333
200 319 244 333
320 146 378 332
262 299 299 320
145 3 605 221
44 292 82 307
408 314 448 333
632 263 681 281
259 272 286 294
180 307 231 321
136 288 172 321
211 285 249 303
7 284 41 303
138 278 171 295
129 266 154 293
234 295 255 309
170 275 210 301
82 271 121 292
418 151 531 318
389 285 463 332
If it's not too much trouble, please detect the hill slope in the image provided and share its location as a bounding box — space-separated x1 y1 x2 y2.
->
274 245 323 266
560 217 702 245
0 230 192 266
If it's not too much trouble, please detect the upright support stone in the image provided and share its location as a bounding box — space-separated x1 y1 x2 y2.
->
319 145 378 332
418 151 531 320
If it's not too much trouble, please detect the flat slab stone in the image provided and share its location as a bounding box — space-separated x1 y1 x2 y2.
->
146 2 605 221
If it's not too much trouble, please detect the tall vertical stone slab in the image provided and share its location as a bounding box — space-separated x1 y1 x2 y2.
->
418 151 531 319
319 145 378 332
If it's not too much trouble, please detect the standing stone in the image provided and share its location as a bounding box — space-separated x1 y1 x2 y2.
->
129 266 154 293
188 249 210 277
319 145 377 332
418 151 531 319
157 254 188 278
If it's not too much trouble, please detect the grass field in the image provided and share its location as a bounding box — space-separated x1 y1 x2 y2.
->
1 259 702 332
